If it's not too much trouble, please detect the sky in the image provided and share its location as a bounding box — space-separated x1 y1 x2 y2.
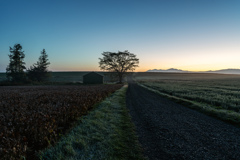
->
0 0 239 72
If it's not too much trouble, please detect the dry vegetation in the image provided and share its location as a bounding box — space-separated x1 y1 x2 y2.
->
39 86 145 160
0 84 122 159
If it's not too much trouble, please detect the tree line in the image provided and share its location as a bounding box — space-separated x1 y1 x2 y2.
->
5 44 139 84
6 44 51 83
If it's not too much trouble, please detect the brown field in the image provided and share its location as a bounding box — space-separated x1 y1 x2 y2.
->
0 84 122 159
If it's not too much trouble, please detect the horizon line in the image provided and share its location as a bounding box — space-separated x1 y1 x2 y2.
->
1 68 240 73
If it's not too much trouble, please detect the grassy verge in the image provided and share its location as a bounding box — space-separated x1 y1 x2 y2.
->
39 85 145 160
137 82 240 127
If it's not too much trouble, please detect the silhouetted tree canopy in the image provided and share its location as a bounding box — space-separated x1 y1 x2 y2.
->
6 44 26 82
27 49 51 82
99 50 139 83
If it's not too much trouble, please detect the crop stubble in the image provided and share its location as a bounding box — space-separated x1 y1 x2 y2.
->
0 84 122 159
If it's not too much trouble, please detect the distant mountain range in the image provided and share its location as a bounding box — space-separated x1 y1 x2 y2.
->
147 68 189 73
205 69 240 74
147 68 240 74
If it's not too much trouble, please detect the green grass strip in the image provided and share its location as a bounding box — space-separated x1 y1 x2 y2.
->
137 82 240 127
39 85 145 160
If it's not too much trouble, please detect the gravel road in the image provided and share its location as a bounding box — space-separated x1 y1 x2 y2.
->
126 81 240 160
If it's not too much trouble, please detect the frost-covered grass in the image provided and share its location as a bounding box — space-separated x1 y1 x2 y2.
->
39 85 145 160
135 73 240 126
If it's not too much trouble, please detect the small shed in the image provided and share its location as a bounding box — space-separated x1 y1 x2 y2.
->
83 72 104 84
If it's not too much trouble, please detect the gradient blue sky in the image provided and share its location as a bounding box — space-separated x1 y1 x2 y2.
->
0 0 239 72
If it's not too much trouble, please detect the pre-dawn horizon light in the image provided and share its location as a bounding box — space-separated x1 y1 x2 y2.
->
0 0 239 72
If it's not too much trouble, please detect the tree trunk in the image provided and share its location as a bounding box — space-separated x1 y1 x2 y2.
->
119 73 123 84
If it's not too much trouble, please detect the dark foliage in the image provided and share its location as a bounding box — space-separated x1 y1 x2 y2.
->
99 50 139 83
6 44 26 82
27 49 51 82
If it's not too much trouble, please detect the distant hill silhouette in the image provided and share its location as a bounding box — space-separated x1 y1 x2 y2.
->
147 68 189 73
206 69 240 74
147 68 240 74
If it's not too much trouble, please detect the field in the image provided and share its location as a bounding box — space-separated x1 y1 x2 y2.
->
0 84 122 159
0 72 118 83
134 72 240 125
39 86 145 160
0 73 6 81
3 71 240 159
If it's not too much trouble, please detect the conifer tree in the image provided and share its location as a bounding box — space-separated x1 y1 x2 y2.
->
6 44 26 82
28 49 50 81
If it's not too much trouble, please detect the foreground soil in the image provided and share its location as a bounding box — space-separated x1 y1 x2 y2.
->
126 81 240 160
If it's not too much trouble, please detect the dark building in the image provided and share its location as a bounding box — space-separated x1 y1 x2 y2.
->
83 72 104 84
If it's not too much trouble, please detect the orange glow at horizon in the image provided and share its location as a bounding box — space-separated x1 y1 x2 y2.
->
136 45 240 72
49 45 240 72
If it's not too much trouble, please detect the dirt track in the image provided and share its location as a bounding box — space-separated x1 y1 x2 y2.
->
126 81 240 160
